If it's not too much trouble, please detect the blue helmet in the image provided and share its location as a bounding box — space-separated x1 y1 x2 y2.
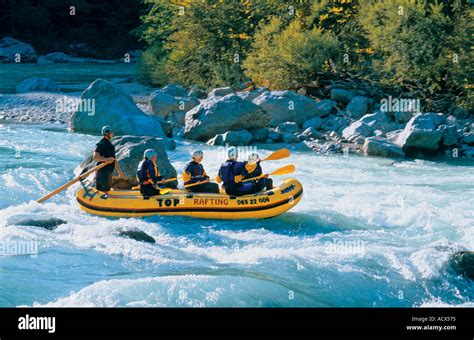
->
144 149 156 159
101 125 112 135
228 146 238 160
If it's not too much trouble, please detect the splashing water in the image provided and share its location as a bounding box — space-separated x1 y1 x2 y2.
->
0 123 473 307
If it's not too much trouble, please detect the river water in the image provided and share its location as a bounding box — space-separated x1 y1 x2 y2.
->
0 121 473 307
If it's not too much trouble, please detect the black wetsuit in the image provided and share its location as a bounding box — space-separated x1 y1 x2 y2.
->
94 137 115 192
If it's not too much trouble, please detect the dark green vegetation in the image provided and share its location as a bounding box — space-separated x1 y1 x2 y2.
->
136 0 472 112
0 0 145 58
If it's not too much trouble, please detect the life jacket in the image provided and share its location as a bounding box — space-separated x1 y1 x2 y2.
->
136 159 160 185
219 160 238 188
183 161 207 185
244 161 262 179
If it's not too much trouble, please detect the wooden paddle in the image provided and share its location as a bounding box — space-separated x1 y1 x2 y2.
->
36 161 112 203
241 164 296 182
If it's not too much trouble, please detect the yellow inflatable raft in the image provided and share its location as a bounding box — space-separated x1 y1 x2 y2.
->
76 178 303 219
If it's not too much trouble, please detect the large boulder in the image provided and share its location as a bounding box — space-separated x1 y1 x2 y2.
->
451 107 469 120
70 79 166 137
363 137 405 158
396 113 446 155
75 135 177 189
342 121 374 140
159 84 188 97
438 125 458 146
449 251 474 280
282 133 299 144
346 96 369 119
358 111 397 133
44 52 71 63
184 94 270 141
250 128 270 142
252 90 335 126
0 37 36 63
330 88 355 104
237 87 268 102
16 77 58 93
321 115 351 134
222 130 253 145
150 89 200 118
462 132 474 145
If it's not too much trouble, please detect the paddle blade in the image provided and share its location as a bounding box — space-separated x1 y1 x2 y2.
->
270 164 295 176
262 148 290 161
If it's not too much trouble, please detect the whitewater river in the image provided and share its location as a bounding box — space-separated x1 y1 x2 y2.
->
0 122 472 307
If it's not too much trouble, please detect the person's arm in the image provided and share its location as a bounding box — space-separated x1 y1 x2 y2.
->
115 160 123 177
147 162 159 184
93 151 114 164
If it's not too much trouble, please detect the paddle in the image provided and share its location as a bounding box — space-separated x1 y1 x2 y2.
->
184 180 210 189
260 148 290 162
157 176 181 184
241 164 296 182
36 161 112 203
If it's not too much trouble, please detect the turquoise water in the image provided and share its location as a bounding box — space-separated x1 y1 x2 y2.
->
0 63 136 93
0 122 473 307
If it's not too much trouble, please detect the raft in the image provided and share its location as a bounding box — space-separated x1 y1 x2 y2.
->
76 178 303 219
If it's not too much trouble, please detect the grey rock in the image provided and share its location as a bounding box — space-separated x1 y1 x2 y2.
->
363 137 405 158
184 94 270 141
438 125 458 146
330 88 355 104
160 84 188 97
252 90 335 126
70 79 166 138
268 130 283 142
0 37 36 63
44 52 70 63
276 121 300 134
463 132 474 145
282 133 299 144
342 121 374 140
222 130 253 145
346 96 369 119
237 87 268 101
208 87 233 98
396 113 445 154
452 107 468 120
207 134 225 146
16 77 58 93
250 128 269 142
394 111 414 123
303 117 323 130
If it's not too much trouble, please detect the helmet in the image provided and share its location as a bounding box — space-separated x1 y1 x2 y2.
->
192 150 204 159
248 152 260 161
227 146 238 160
144 149 157 159
101 125 112 136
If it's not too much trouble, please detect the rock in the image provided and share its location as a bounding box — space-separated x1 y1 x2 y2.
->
462 132 474 145
319 142 342 154
452 107 468 120
363 137 405 158
184 94 270 141
394 111 413 123
222 130 253 145
207 134 225 146
14 218 67 230
149 91 177 118
0 37 36 63
252 90 335 126
276 121 299 134
75 135 177 188
395 113 445 155
16 77 58 93
208 87 233 98
330 88 355 104
282 133 299 144
159 84 188 97
188 85 207 99
342 121 374 140
119 229 155 244
346 96 369 119
322 115 351 134
449 251 474 280
250 128 269 143
303 117 323 130
70 79 166 138
438 125 458 146
359 111 396 133
237 87 268 102
301 127 323 140
462 147 474 158
44 52 70 63
268 130 283 142
168 111 186 127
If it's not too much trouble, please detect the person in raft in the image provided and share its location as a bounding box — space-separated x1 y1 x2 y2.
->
216 147 266 196
136 149 164 197
243 152 273 191
92 125 123 192
183 150 220 193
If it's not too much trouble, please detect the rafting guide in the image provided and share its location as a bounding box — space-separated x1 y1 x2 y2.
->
92 126 123 192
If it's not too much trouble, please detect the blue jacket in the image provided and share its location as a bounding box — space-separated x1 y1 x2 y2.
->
137 159 161 185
